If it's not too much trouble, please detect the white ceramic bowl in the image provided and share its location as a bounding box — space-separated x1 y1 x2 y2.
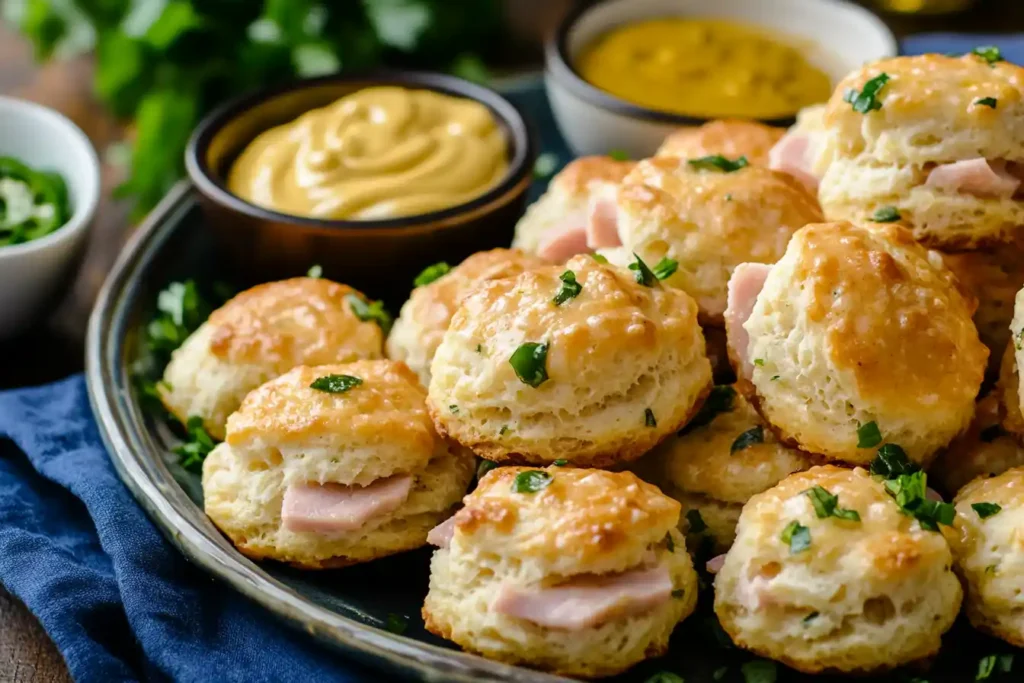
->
545 0 898 158
0 96 100 338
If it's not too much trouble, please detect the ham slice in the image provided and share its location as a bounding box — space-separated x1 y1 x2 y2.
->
706 554 726 574
585 198 622 249
768 132 818 192
537 225 589 262
427 515 457 549
925 158 1020 199
282 474 412 533
724 263 772 379
490 564 672 630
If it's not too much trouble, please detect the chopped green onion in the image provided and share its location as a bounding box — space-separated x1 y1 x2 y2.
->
843 73 890 114
731 426 764 453
628 253 658 286
972 502 1002 519
857 421 883 448
414 262 451 287
553 270 583 305
310 374 362 394
872 206 901 222
652 257 679 280
509 342 549 387
346 294 392 334
688 155 749 173
781 520 811 553
511 470 552 493
644 408 657 427
975 97 998 109
971 46 1004 65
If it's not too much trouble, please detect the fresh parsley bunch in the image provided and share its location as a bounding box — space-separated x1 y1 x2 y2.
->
14 0 501 216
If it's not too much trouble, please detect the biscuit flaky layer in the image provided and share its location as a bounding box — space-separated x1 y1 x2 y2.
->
427 254 712 467
656 120 785 166
715 466 962 673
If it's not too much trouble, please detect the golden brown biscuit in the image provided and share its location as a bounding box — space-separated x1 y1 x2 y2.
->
427 254 713 467
422 466 698 677
715 466 962 673
160 278 384 439
931 395 1024 496
656 120 785 166
387 249 544 386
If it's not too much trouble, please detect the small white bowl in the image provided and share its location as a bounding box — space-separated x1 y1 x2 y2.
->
0 96 100 338
545 0 898 158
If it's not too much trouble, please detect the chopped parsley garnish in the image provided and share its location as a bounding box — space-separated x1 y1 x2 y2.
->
306 264 323 278
174 416 217 474
628 253 658 286
511 470 552 494
683 385 737 433
413 262 451 287
552 458 568 466
870 443 919 477
884 471 954 531
753 358 765 367
973 502 1002 519
770 375 780 381
309 374 362 394
533 152 559 179
843 73 890 113
590 252 609 264
475 344 483 353
385 613 408 635
671 588 685 599
805 486 861 522
741 659 778 683
608 149 630 161
975 97 998 109
872 206 901 222
645 408 657 427
731 426 764 453
345 294 392 334
686 509 708 533
688 155 749 173
147 280 210 355
857 421 883 449
498 425 509 436
976 653 1014 680
553 270 583 305
803 611 819 624
781 520 811 553
449 404 459 414
644 673 684 683
664 532 675 552
652 257 679 280
509 342 549 387
972 46 1004 65
477 460 497 480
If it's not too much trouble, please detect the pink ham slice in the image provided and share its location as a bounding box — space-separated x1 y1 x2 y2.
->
706 554 726 574
925 158 1021 199
724 263 772 379
768 132 818 192
490 564 673 630
426 515 457 549
585 199 622 249
537 225 590 262
282 474 413 533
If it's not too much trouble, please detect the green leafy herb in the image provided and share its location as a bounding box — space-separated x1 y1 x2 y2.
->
644 673 683 683
972 46 1004 65
872 206 901 222
0 156 72 246
644 408 657 427
174 415 217 473
498 425 509 436
741 659 778 683
843 73 890 113
385 613 408 635
976 653 1014 680
884 471 954 531
553 270 583 305
731 426 764 453
509 342 549 387
552 459 568 466
975 97 998 109
475 344 483 353
652 257 679 280
306 264 323 278
683 385 736 433
686 509 708 533
870 443 919 477
146 280 210 355
781 520 811 553
414 262 451 287
628 253 658 286
477 460 497 480
713 667 728 681
973 502 1002 519
770 375 780 381
511 470 552 494
688 155 749 173
857 421 883 448
345 294 392 334
533 152 559 180
804 486 861 522
608 149 630 161
803 611 819 624
590 252 609 264
310 374 362 394
753 358 765 367
449 404 459 414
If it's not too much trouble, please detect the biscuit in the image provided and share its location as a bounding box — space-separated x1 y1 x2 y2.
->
656 120 785 166
422 467 698 677
715 466 962 673
161 278 384 439
931 395 1024 496
428 254 712 467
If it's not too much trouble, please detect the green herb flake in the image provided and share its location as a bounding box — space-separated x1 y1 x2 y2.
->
975 97 998 109
608 149 630 161
686 509 708 533
628 253 658 286
509 342 549 387
973 502 1002 519
306 264 323 278
683 385 737 433
345 294 392 334
174 415 217 474
731 426 764 453
781 520 811 553
803 611 819 625
884 471 954 531
146 280 210 355
498 425 509 436
652 257 679 280
843 73 890 114
309 374 362 394
770 375 780 381
590 252 609 264
645 408 657 427
688 155 749 173
871 206 901 222
972 46 1004 65
512 470 552 494
741 659 778 683
804 486 861 522
976 653 1014 680
857 421 883 449
385 613 408 635
475 344 483 353
449 404 459 414
477 460 497 480
753 358 765 367
533 152 559 180
552 458 568 466
713 667 729 681
986 564 998 574
870 443 919 477
414 262 451 287
644 673 683 683
553 270 583 305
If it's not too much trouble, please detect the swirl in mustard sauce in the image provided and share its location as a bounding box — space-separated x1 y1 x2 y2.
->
227 87 509 220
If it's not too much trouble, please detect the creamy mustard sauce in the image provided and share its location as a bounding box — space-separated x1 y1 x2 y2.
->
577 19 833 120
227 87 509 220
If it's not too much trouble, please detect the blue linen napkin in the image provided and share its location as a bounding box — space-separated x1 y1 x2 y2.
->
0 375 369 682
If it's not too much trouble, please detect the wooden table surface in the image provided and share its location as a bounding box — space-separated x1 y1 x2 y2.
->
3 3 1024 681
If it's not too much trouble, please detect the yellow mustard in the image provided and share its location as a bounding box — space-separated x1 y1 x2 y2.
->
577 19 833 120
227 86 509 220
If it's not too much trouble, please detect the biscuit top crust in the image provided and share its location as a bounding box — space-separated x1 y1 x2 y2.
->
549 155 636 197
657 120 785 166
955 466 1024 510
207 277 383 370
